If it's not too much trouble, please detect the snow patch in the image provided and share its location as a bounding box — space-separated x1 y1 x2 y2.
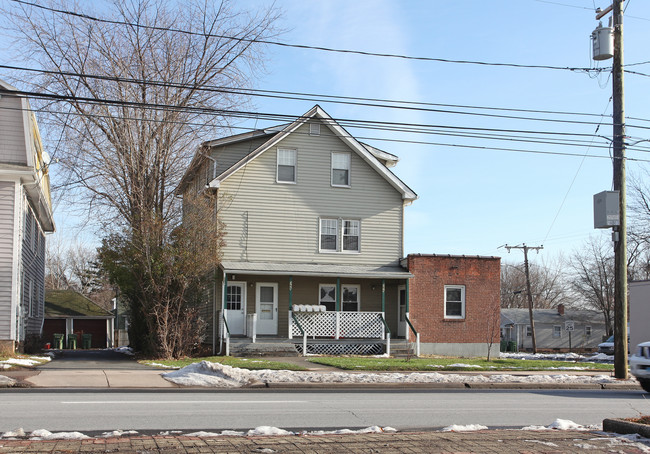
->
448 363 482 368
525 439 558 447
521 419 601 431
113 346 134 356
1 428 25 438
101 430 138 438
247 426 294 436
441 424 488 432
0 375 15 386
29 429 90 440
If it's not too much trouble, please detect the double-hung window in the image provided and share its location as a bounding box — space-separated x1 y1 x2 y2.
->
342 285 360 311
317 284 360 312
277 148 296 183
319 218 360 253
553 325 562 338
444 285 465 319
320 219 338 251
331 152 350 187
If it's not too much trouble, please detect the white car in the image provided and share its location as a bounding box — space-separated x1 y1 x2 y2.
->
598 335 615 355
629 341 650 393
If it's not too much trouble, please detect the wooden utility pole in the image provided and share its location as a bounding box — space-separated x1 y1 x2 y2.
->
611 0 628 379
504 244 543 354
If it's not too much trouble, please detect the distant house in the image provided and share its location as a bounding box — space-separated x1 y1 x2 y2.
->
43 290 114 349
404 254 501 357
501 305 607 352
0 79 55 353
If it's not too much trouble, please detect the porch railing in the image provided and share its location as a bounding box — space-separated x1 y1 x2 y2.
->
246 314 257 343
289 311 386 339
291 312 308 357
404 313 420 357
220 311 231 357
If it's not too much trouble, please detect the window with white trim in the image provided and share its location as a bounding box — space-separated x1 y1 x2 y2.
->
553 325 562 338
444 285 465 319
320 219 338 251
309 123 320 136
319 284 336 311
342 285 360 312
342 220 360 252
585 325 592 336
277 148 296 183
331 152 350 186
526 325 532 337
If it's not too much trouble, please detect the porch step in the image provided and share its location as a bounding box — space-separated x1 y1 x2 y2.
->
228 340 299 357
390 339 415 359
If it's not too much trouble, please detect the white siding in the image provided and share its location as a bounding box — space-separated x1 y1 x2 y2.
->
218 122 404 266
0 95 27 165
0 181 16 339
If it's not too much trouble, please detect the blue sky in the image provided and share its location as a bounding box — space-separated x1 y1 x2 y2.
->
238 0 650 265
3 0 649 267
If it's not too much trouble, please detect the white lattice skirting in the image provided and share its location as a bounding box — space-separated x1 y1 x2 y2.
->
291 311 385 339
295 342 384 356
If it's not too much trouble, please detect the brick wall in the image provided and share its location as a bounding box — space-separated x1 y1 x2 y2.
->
406 254 500 344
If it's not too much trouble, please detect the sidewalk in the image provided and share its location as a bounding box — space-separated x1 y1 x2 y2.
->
1 429 648 453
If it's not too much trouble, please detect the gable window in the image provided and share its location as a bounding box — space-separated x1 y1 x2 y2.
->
444 285 465 319
553 325 562 338
342 285 360 312
277 148 296 183
585 325 592 336
319 284 336 311
320 219 338 251
310 123 320 136
331 152 350 187
342 220 360 252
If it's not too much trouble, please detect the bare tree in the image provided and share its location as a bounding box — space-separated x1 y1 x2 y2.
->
484 309 501 361
501 259 572 309
568 235 614 336
4 0 279 357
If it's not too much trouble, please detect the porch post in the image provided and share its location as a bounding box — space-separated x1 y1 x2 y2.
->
336 277 341 312
381 279 386 313
289 276 293 310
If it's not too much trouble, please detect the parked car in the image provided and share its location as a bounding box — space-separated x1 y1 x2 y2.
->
630 341 650 393
598 335 614 355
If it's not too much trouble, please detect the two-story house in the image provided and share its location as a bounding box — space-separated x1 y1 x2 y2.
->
0 79 55 353
178 105 417 355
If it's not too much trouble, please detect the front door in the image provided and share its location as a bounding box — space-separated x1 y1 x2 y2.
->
398 285 406 337
256 283 278 335
225 282 246 335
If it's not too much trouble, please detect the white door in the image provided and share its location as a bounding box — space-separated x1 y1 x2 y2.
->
256 283 278 335
397 285 406 337
225 282 246 335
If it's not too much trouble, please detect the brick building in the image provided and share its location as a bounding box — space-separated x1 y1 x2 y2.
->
403 254 501 357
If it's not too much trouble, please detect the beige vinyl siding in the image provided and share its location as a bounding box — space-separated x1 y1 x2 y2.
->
21 199 46 337
0 181 16 339
211 137 271 180
218 122 404 266
0 95 27 165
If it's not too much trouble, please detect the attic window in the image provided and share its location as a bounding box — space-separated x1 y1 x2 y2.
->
310 123 320 136
331 152 350 187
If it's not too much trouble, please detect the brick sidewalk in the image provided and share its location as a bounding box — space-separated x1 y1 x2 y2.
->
1 430 648 453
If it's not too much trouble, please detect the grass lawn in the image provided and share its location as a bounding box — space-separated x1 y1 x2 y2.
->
0 354 51 370
140 356 307 371
307 356 615 372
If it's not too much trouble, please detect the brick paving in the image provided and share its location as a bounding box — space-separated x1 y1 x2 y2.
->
0 430 648 453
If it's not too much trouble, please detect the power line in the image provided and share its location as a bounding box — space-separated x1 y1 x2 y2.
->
6 0 622 74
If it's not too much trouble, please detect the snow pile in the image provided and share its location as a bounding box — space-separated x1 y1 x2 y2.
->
589 353 615 361
500 352 585 361
29 429 90 440
522 419 601 431
181 426 395 438
101 430 139 438
0 375 16 387
448 363 482 368
1 428 25 438
442 424 488 432
113 346 134 356
162 361 633 388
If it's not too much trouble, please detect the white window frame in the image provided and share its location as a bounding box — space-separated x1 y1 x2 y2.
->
585 325 592 336
342 219 360 253
444 285 465 319
526 325 532 337
553 325 562 338
342 284 360 312
276 148 297 184
318 284 337 311
309 123 320 136
319 218 338 252
331 152 351 187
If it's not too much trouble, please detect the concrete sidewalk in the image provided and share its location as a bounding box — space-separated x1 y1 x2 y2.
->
0 429 648 453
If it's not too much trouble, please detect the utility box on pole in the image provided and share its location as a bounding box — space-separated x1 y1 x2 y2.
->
594 190 620 228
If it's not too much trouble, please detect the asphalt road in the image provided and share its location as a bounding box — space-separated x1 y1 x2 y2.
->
1 389 648 433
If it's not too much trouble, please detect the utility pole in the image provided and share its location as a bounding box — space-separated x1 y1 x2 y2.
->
504 244 543 354
611 0 628 380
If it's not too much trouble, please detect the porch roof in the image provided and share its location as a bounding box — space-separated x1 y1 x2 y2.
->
220 261 413 279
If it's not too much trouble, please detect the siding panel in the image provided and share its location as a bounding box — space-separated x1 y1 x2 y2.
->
0 95 27 165
0 182 16 339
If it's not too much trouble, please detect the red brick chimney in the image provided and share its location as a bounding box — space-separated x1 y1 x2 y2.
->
557 304 565 316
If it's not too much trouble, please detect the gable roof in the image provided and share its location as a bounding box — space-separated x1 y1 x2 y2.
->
206 105 417 201
44 290 113 318
500 308 605 326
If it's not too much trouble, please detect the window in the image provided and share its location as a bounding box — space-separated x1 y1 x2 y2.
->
444 285 465 319
319 284 336 311
331 152 350 186
320 219 338 251
553 325 562 338
277 148 296 183
526 326 532 337
226 284 242 310
310 123 320 136
342 220 360 252
585 325 592 336
342 285 360 312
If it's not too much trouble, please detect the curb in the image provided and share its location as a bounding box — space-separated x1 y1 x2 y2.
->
603 418 650 438
253 381 641 390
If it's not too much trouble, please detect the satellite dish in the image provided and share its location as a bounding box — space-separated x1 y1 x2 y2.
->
42 152 51 165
